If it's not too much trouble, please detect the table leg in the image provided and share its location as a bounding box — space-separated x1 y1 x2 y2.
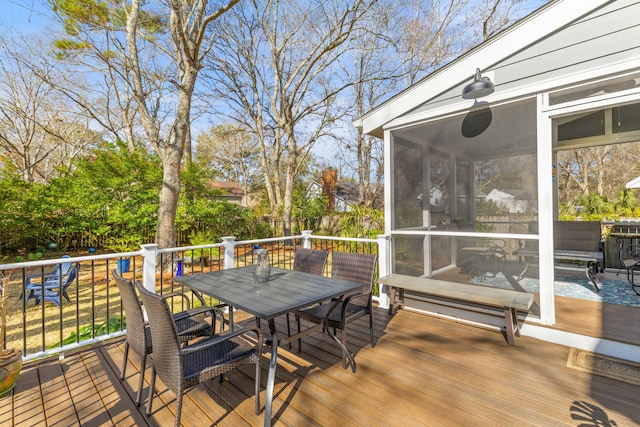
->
515 261 530 281
616 237 624 276
264 319 279 427
323 303 357 373
585 261 601 292
229 306 235 332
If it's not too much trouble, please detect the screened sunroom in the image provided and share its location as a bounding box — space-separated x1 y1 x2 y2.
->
357 0 640 329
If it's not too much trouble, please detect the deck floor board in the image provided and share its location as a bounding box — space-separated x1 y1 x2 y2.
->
5 301 640 427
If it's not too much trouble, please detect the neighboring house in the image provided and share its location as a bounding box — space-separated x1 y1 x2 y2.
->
625 176 640 189
485 189 535 213
355 0 640 342
306 180 383 212
206 181 246 206
416 187 444 211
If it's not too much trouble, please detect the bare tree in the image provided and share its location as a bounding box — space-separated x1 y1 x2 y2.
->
339 0 402 208
477 0 536 39
202 3 283 214
338 0 547 209
51 0 239 248
0 35 98 183
342 50 386 207
206 0 377 235
557 143 640 206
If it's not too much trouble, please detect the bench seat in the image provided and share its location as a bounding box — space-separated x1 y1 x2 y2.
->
513 221 604 291
512 248 603 291
378 274 534 346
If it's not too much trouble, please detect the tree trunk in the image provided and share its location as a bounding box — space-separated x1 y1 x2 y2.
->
281 143 297 237
155 91 190 248
156 134 184 248
184 125 192 167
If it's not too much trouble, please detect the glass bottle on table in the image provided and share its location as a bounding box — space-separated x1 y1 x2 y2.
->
253 248 271 282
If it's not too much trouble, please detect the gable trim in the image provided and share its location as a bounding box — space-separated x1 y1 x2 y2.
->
356 0 613 137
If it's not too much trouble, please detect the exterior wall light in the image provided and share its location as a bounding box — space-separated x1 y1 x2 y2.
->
462 68 495 99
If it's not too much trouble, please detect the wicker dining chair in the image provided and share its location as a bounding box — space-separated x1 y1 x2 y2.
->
293 248 329 276
283 248 330 339
295 251 377 370
112 270 219 406
136 280 263 427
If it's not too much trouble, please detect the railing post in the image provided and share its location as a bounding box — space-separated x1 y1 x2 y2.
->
377 234 392 310
141 244 159 292
222 236 236 270
301 230 313 249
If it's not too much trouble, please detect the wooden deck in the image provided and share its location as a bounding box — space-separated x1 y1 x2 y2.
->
553 291 640 347
2 303 640 426
434 267 640 347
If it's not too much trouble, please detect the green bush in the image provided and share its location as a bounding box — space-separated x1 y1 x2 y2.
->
0 140 271 254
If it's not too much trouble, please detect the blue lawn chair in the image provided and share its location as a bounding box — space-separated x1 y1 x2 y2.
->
24 255 72 288
25 255 77 306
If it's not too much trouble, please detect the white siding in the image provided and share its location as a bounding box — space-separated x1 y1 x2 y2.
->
410 0 640 115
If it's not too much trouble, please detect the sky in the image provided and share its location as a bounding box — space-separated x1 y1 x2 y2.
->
2 0 51 31
0 0 344 165
0 0 553 174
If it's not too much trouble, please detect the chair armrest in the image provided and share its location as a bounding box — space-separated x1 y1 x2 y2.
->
25 273 41 284
163 291 193 310
179 326 264 356
189 289 208 306
491 239 507 248
342 290 369 305
25 272 57 286
26 275 64 290
163 289 217 310
623 258 640 269
488 239 507 256
173 305 222 321
322 290 370 321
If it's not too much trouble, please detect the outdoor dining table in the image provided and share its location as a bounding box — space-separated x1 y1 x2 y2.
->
173 266 364 427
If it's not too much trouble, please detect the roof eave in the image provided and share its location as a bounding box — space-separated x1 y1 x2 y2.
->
355 0 612 138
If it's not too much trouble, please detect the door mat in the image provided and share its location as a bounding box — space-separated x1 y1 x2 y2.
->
567 348 640 386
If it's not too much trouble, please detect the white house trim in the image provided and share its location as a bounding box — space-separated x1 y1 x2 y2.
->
382 63 640 135
626 176 640 188
537 93 556 325
384 95 536 135
356 0 614 137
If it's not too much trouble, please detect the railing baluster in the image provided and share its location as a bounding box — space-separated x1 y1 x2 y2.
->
1 233 382 361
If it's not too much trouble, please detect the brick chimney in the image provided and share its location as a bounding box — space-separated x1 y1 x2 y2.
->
321 168 338 211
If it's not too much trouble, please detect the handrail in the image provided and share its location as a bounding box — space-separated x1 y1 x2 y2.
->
0 232 385 362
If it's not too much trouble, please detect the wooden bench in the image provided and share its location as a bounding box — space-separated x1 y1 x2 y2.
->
378 274 534 346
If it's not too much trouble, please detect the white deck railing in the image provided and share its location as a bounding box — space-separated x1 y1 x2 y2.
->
1 232 389 361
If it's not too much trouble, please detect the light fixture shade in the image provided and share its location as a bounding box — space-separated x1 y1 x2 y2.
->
462 68 495 99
